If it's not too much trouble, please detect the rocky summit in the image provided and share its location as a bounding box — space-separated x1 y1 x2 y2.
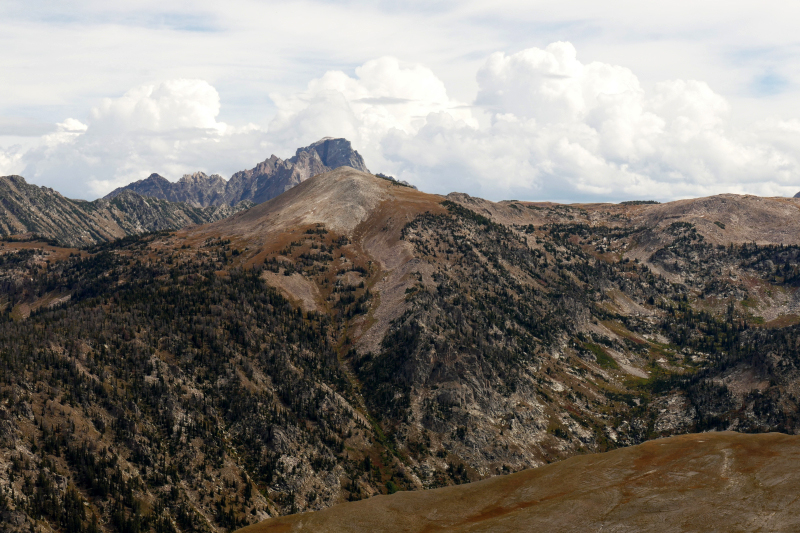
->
1 163 800 533
105 138 370 207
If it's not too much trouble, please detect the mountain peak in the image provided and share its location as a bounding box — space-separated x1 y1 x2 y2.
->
178 171 208 184
105 138 370 208
194 166 438 241
294 137 370 173
105 173 170 201
1 174 32 189
177 171 226 186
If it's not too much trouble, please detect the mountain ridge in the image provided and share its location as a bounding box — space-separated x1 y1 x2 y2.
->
0 174 250 247
3 168 800 532
104 137 370 207
177 169 800 476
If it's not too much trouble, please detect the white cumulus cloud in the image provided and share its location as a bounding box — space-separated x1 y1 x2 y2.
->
268 57 476 171
15 79 270 198
7 44 800 202
90 79 225 133
0 145 24 177
263 43 800 200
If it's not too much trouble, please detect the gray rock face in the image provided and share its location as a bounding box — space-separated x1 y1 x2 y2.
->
106 172 228 207
297 137 370 173
105 137 370 207
174 172 227 206
0 175 250 247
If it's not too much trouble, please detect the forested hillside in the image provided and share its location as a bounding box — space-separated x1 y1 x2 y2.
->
2 169 800 532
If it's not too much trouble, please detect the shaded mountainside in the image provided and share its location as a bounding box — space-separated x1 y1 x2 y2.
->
105 138 369 208
104 173 229 209
0 175 250 247
2 169 800 532
243 432 800 533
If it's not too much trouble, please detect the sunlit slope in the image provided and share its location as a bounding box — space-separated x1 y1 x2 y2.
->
240 432 800 533
185 166 442 240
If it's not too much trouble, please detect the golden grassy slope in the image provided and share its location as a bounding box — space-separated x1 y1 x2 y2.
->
240 432 800 533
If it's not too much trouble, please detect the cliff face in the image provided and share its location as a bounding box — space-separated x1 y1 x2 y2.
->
0 175 249 247
105 137 370 207
296 136 370 172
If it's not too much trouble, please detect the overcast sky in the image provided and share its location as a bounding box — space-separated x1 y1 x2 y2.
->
2 0 800 202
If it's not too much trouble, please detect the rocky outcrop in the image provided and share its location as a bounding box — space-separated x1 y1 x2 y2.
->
105 137 370 207
297 136 370 172
108 172 229 207
0 175 250 247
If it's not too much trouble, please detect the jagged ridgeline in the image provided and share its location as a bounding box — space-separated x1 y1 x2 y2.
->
2 168 800 532
0 137 369 247
0 175 250 248
104 138 371 208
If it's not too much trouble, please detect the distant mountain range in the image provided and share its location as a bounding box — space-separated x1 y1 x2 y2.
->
104 137 370 207
0 137 370 247
0 175 249 248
